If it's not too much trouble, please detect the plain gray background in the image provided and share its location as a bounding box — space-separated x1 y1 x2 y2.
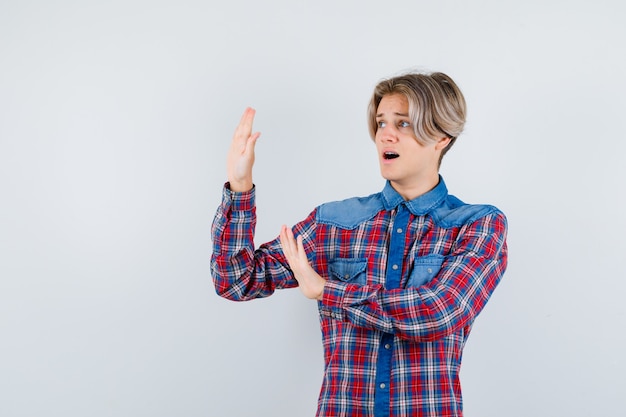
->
1 1 625 416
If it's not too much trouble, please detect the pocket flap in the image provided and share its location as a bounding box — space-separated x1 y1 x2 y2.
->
407 254 444 287
329 258 368 282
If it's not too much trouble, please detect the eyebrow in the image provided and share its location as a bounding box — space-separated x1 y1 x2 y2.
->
376 112 409 118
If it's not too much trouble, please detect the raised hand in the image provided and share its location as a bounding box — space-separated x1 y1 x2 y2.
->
279 225 326 300
227 107 261 192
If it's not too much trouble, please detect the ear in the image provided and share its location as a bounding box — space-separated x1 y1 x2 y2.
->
434 136 451 151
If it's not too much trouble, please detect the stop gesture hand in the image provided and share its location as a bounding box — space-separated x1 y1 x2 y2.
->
279 225 326 300
227 107 261 192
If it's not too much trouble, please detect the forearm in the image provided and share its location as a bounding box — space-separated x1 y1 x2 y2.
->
319 282 467 342
320 254 505 341
318 212 508 341
211 184 296 301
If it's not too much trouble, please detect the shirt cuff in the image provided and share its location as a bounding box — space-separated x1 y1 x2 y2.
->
320 280 351 321
223 182 256 211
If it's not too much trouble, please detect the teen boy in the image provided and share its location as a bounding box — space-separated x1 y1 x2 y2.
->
211 71 508 417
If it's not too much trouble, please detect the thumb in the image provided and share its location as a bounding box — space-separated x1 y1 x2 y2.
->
244 132 261 154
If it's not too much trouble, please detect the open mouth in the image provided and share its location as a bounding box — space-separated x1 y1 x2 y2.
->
383 151 400 160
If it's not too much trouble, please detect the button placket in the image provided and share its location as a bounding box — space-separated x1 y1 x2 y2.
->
373 204 410 414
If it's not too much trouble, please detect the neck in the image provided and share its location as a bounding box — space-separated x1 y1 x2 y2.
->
390 173 440 201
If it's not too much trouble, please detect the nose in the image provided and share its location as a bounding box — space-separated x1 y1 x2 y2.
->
377 124 399 143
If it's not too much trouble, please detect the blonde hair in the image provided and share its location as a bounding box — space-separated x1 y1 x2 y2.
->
367 71 467 166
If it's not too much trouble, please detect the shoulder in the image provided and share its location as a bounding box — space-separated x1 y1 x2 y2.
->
313 189 507 230
316 192 384 229
432 194 507 228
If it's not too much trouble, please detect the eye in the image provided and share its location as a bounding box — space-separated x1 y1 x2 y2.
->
398 120 411 128
377 120 386 128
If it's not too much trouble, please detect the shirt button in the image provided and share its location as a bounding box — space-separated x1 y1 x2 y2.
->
380 383 386 389
384 344 391 349
392 264 398 270
427 268 433 273
344 274 350 279
396 228 403 233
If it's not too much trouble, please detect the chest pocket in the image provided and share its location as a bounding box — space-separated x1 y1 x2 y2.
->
328 258 368 285
407 254 444 288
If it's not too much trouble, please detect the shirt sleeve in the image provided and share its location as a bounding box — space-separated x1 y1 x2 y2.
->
210 183 301 301
318 210 508 342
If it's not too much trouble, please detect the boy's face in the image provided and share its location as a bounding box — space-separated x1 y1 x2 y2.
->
375 94 444 196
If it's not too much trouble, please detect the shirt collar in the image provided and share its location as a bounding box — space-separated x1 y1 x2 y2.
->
381 175 448 215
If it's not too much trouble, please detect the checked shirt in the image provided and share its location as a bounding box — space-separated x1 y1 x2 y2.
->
211 177 508 417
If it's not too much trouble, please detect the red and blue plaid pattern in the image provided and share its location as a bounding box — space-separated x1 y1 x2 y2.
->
211 178 508 417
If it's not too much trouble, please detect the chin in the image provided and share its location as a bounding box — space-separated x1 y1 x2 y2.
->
379 168 400 182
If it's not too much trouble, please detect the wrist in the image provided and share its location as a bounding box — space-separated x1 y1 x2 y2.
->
228 180 253 192
316 280 326 301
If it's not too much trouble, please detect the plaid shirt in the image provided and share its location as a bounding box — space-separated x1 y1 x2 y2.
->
211 177 508 417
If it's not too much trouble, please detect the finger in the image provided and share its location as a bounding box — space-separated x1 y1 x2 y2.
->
286 227 298 256
237 107 255 132
286 227 302 263
296 235 307 261
234 107 256 142
279 225 294 259
279 225 288 253
281 228 301 282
